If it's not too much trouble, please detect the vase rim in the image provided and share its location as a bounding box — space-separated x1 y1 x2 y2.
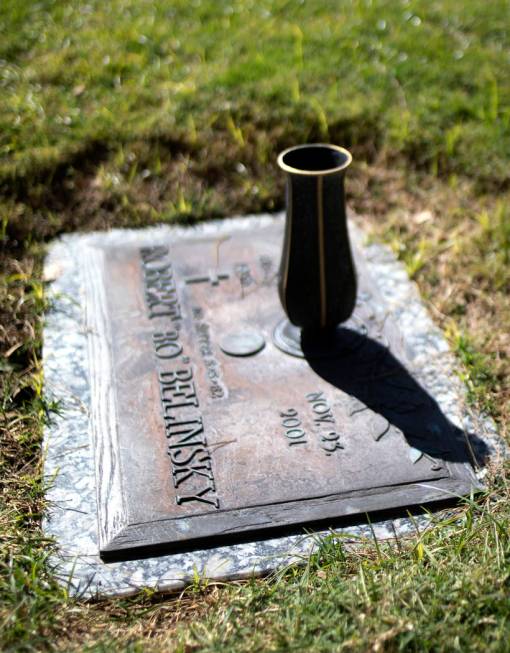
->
277 143 352 176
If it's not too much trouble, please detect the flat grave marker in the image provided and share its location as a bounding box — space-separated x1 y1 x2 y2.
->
42 214 499 596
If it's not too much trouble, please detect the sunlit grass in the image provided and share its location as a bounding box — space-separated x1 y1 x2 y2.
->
1 0 510 185
170 486 510 652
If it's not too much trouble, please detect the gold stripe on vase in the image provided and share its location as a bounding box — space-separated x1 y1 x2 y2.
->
317 175 327 328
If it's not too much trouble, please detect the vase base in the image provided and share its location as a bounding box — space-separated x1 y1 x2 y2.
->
273 319 304 357
273 317 369 359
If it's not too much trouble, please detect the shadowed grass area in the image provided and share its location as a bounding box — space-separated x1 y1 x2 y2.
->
1 0 509 651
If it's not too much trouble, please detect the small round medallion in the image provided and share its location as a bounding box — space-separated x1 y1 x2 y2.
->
220 330 266 357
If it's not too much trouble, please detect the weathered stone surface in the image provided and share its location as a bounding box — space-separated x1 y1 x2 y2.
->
42 214 502 596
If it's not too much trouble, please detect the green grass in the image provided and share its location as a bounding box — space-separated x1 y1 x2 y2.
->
1 0 509 651
172 491 510 652
1 0 510 188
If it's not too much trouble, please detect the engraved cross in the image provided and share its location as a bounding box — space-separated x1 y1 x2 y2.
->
184 270 230 287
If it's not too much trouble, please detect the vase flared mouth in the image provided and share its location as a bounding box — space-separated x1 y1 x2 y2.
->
277 143 352 176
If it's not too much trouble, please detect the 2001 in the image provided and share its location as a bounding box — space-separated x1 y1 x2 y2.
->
280 409 307 446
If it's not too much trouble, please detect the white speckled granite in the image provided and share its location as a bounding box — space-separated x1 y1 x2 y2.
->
42 213 503 598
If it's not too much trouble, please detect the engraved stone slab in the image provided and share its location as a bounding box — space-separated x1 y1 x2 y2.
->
73 218 483 558
42 214 503 595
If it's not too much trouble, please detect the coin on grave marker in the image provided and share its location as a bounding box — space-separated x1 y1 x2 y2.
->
220 330 266 357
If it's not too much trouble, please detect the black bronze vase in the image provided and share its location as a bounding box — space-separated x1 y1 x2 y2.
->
274 143 357 356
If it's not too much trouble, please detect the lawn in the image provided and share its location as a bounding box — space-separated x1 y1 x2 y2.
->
1 0 509 651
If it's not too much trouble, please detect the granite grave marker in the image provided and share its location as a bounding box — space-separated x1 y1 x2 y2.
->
43 214 500 596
